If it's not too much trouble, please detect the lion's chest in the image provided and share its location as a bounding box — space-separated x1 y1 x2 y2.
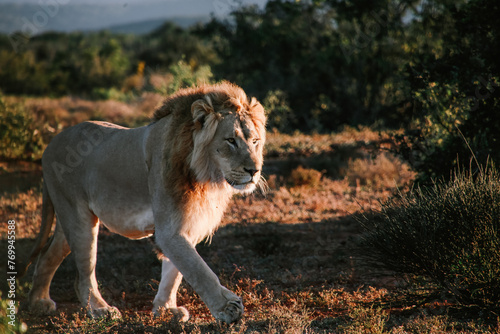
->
179 189 232 244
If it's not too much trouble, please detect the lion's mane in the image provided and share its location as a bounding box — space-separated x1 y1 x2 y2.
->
152 81 265 238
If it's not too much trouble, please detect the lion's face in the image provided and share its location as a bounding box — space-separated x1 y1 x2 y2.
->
209 112 265 193
189 90 266 193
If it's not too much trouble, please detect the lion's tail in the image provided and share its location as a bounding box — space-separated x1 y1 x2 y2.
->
18 183 56 278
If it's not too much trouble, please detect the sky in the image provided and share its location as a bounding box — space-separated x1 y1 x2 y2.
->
0 0 269 34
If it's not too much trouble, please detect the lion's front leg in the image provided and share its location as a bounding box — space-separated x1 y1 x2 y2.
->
155 232 243 323
152 257 189 322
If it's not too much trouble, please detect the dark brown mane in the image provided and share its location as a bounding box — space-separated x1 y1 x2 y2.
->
152 81 251 122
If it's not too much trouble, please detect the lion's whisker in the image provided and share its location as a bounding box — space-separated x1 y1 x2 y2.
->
257 175 269 196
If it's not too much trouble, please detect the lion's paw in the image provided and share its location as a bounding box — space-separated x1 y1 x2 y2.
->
154 306 190 322
87 306 122 320
170 306 190 322
214 288 244 323
216 299 244 323
30 298 56 314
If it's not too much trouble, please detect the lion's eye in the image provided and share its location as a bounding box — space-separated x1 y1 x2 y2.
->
226 138 237 146
253 138 260 145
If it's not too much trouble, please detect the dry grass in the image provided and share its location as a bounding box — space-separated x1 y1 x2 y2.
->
225 177 390 226
5 92 162 131
265 125 388 158
2 174 498 333
339 305 388 334
345 153 416 190
0 188 42 239
289 166 323 188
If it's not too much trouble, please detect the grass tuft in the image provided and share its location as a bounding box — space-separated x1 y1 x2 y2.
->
339 306 388 334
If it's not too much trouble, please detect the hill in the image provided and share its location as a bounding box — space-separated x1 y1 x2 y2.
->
103 16 209 34
0 1 214 35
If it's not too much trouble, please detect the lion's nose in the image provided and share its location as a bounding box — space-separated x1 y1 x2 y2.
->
244 168 259 177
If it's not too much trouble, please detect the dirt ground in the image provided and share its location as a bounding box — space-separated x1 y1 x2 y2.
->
1 130 498 333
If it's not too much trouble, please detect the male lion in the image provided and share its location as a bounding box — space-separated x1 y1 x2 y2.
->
21 82 266 323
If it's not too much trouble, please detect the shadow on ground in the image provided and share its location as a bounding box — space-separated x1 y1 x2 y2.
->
5 214 373 331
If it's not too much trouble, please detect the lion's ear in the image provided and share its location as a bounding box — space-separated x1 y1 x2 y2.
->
191 97 214 126
249 97 265 113
249 97 267 127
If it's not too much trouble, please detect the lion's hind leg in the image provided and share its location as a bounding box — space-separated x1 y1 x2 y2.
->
152 257 189 322
59 208 121 319
28 221 71 314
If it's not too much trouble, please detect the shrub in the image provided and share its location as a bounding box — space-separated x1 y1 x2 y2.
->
263 90 294 133
90 87 129 101
0 292 28 334
155 60 214 96
359 165 500 311
289 166 322 188
0 95 45 160
338 306 387 334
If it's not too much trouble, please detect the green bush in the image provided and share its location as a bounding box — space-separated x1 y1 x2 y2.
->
0 292 27 334
359 165 500 311
90 87 130 101
155 60 214 96
263 90 294 133
0 95 45 160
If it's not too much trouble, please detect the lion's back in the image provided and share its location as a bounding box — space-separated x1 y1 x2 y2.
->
42 121 148 198
43 121 126 163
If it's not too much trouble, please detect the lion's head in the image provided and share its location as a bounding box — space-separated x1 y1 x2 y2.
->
154 82 266 194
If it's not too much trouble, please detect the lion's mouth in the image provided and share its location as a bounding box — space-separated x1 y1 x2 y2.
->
225 178 255 190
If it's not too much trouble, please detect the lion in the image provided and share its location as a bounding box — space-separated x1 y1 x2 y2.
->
20 82 266 323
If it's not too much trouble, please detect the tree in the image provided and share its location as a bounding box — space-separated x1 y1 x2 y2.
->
403 0 500 180
201 0 418 132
